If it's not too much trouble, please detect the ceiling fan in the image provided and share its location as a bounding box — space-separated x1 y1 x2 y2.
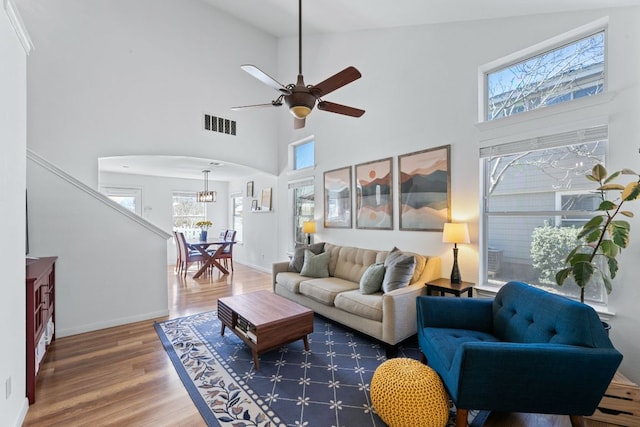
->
231 0 365 129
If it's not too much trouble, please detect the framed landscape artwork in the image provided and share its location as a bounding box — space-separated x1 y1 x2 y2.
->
355 158 393 229
398 145 451 231
324 167 352 228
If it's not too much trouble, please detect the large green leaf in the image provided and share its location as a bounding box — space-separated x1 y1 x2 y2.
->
621 211 635 218
611 222 630 248
568 253 592 266
622 182 640 201
603 274 613 294
604 170 621 184
600 240 618 257
598 183 625 191
571 261 595 288
598 200 617 211
555 268 571 286
607 256 619 279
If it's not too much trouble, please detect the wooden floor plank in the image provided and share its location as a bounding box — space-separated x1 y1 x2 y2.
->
22 263 614 427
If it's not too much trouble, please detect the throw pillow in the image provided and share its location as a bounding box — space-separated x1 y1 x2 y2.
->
359 263 385 294
288 242 325 272
300 249 331 278
382 247 416 293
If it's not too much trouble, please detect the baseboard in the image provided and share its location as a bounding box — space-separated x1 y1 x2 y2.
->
238 261 270 274
56 309 170 337
12 397 29 427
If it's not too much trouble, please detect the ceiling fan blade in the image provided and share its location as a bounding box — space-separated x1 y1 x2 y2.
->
310 66 362 97
231 101 282 110
240 64 291 95
317 101 365 117
294 117 305 129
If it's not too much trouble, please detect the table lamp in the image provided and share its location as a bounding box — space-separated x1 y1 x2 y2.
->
302 221 316 245
442 223 470 284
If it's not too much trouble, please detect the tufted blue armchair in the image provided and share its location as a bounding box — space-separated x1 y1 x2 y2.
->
417 281 622 427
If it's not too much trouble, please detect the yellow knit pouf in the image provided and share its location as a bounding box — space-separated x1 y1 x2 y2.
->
370 358 449 427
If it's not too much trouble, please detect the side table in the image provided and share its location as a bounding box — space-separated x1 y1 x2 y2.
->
426 278 474 297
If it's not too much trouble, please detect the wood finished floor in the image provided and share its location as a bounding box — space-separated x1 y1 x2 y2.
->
23 263 612 427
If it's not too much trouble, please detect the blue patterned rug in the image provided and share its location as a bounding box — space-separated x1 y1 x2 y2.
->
155 311 488 427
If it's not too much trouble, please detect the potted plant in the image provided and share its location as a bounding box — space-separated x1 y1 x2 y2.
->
195 220 213 241
556 164 640 303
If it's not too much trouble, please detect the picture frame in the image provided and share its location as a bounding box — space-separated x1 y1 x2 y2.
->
324 166 352 228
246 181 254 197
355 157 393 230
398 145 451 231
251 199 258 211
260 188 272 211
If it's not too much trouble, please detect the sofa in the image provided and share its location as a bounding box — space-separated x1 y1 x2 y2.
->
272 243 441 352
417 281 623 427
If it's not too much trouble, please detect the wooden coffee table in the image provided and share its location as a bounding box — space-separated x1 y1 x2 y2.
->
217 291 314 370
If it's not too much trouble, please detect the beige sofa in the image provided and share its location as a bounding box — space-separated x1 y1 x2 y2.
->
272 243 441 352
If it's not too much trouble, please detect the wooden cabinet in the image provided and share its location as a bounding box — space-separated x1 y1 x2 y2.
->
26 256 57 404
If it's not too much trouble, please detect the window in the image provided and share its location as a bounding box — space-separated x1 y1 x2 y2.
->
480 125 608 304
485 31 605 121
293 139 314 170
101 187 142 215
232 195 243 242
290 179 315 244
172 192 205 240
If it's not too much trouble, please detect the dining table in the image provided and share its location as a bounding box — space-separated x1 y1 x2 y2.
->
186 238 235 278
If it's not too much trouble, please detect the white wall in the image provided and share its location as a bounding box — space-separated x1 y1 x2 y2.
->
0 5 29 426
27 159 170 337
274 9 640 382
19 0 280 188
99 171 230 263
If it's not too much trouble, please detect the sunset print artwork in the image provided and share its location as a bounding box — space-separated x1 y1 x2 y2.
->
356 158 393 229
398 145 451 231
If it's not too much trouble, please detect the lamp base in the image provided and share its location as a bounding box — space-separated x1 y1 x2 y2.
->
450 246 461 284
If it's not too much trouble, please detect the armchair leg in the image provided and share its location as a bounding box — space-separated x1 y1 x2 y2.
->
569 415 585 427
456 408 468 427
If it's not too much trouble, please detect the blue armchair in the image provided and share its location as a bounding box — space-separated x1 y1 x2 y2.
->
417 281 622 427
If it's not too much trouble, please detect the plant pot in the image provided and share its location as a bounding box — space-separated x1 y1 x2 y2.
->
200 230 208 242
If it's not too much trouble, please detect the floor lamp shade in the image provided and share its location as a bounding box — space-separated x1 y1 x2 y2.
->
442 223 470 284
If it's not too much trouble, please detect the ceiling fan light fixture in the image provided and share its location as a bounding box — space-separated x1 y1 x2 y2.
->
290 105 311 119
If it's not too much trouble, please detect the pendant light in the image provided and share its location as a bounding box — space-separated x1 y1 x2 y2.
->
197 170 217 203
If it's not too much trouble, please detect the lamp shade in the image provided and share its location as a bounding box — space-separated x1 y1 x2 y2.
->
442 223 470 244
302 221 316 234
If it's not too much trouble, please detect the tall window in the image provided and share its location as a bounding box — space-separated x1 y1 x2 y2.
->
101 187 141 215
172 192 205 240
290 179 315 244
480 126 608 304
232 195 243 243
485 31 605 121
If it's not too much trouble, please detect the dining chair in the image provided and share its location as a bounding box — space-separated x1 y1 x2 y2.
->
219 230 237 271
176 231 205 276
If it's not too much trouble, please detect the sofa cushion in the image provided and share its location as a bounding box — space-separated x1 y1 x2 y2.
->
299 277 359 306
300 249 331 278
334 246 381 282
360 263 385 294
382 247 416 293
334 290 383 322
275 272 307 294
288 242 325 272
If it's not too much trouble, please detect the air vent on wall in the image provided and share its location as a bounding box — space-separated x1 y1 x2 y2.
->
204 114 236 136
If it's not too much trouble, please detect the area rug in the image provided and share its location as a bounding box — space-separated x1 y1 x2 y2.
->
155 311 489 427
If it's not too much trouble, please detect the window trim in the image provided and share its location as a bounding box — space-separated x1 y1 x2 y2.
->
288 135 316 177
231 192 243 243
101 186 142 215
